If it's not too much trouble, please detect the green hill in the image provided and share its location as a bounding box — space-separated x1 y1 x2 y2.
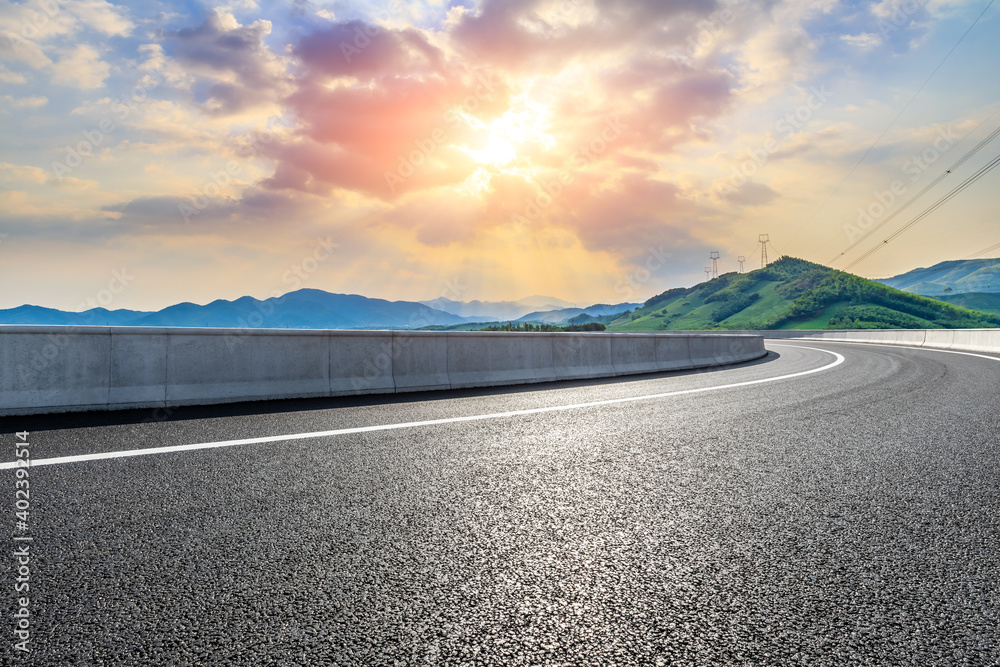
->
610 257 1000 331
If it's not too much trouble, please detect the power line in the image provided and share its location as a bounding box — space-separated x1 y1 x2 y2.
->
830 119 1000 265
964 235 1000 259
842 152 1000 271
785 0 996 251
868 217 1000 285
767 239 783 259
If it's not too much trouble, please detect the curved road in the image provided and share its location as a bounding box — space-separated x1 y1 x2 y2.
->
3 341 999 665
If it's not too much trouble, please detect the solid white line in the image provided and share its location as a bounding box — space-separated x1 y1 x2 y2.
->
1 346 844 470
771 339 1000 363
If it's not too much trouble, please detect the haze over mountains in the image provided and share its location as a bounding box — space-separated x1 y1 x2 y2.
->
515 303 642 325
418 296 582 321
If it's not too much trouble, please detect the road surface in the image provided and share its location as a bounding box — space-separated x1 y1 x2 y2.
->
3 341 999 665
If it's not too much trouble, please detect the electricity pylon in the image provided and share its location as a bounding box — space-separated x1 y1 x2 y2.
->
759 234 770 268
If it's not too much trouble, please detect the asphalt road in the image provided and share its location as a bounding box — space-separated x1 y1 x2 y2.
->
2 341 999 666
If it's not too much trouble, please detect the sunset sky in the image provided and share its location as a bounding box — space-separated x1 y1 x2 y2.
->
1 0 998 311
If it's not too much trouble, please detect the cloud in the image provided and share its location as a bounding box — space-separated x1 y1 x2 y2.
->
0 30 52 68
101 187 318 233
166 9 290 115
724 180 780 206
293 20 444 81
841 32 884 49
67 0 133 37
0 162 97 190
261 19 516 198
51 44 109 88
560 173 705 257
449 0 716 72
0 162 48 184
1 94 46 109
0 63 26 82
264 3 740 204
0 0 131 74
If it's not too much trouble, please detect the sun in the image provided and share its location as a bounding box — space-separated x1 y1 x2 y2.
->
453 96 555 173
463 135 518 167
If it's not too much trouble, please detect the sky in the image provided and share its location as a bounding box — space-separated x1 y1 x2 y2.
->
1 0 998 312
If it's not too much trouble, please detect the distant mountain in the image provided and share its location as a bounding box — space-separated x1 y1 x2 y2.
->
420 295 580 321
610 256 1000 331
877 258 1000 295
515 302 641 325
0 305 152 326
0 289 470 330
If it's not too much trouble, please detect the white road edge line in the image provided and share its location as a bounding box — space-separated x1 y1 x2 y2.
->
1 346 844 470
771 339 1000 362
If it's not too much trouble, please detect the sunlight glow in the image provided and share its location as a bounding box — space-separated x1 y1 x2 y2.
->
454 96 556 169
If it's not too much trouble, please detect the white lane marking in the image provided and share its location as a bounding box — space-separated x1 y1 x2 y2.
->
1 346 844 470
771 339 1000 363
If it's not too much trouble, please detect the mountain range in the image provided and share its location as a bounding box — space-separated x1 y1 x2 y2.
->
3 258 998 330
877 258 1000 295
0 290 636 330
0 290 469 330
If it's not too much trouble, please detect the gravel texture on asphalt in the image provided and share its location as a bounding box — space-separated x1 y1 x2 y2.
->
2 341 999 665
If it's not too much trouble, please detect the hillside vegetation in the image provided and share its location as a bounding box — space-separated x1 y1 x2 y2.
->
610 257 1000 331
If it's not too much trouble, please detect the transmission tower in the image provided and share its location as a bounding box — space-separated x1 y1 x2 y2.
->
758 234 770 268
704 266 711 281
709 251 720 279
738 255 746 273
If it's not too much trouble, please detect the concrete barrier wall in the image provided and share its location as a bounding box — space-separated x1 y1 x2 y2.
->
0 327 766 416
693 328 1000 354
